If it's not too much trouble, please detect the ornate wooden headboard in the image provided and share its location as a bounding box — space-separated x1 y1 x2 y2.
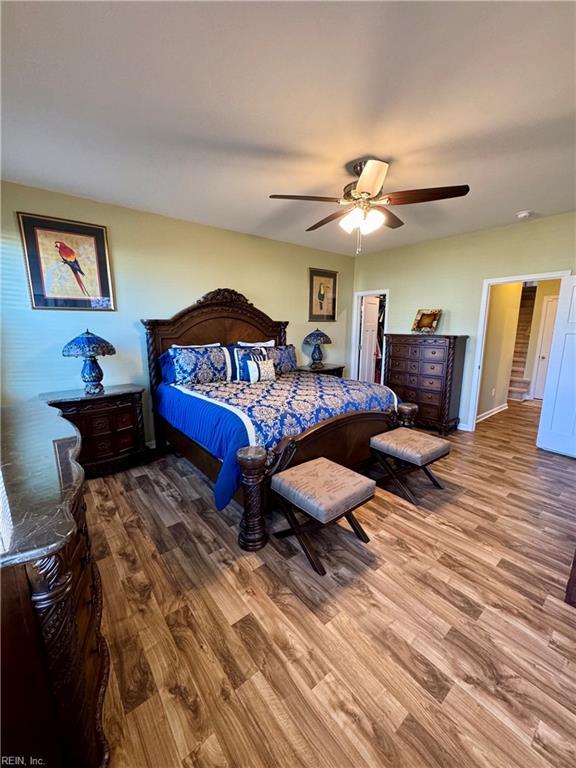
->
141 288 288 393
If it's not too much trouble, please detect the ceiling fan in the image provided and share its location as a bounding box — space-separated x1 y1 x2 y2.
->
270 159 470 252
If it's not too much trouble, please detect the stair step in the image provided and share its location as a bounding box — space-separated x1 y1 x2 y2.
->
508 391 528 401
509 378 530 389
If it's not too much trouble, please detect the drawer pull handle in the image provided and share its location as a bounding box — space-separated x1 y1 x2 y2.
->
429 365 435 370
427 395 432 400
431 351 437 356
428 380 434 384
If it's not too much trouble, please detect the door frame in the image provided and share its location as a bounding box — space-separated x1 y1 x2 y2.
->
350 289 389 383
530 294 559 399
466 270 571 431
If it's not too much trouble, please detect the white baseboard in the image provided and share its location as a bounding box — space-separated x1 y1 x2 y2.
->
457 422 474 432
475 403 508 423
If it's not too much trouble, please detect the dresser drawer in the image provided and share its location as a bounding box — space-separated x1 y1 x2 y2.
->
418 391 442 406
407 360 420 373
390 344 411 359
396 387 419 403
420 361 444 376
421 347 446 362
389 358 408 372
419 375 443 391
418 404 441 422
389 372 408 386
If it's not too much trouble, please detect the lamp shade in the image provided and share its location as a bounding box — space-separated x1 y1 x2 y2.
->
303 329 332 346
62 329 116 358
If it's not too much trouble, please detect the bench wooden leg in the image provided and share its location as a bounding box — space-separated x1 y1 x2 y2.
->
374 453 419 505
345 512 370 543
422 465 444 489
275 505 326 576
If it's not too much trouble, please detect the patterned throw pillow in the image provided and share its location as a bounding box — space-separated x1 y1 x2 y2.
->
233 346 267 381
236 339 276 347
267 344 298 374
245 359 276 383
169 346 231 385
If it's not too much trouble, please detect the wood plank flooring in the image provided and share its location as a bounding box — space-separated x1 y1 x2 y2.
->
88 400 576 768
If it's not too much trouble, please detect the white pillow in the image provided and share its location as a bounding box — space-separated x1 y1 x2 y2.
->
236 339 275 347
171 342 221 348
246 359 276 383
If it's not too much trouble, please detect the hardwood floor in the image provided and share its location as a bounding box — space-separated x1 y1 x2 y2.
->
88 400 576 768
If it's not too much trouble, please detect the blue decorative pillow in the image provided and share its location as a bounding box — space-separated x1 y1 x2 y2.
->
237 348 267 382
245 358 276 383
231 346 267 381
267 344 297 374
169 346 231 385
159 350 176 383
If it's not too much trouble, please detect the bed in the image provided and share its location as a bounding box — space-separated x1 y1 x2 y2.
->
142 288 400 550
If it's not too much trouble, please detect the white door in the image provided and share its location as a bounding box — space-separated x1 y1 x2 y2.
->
537 276 576 457
358 295 380 381
533 296 559 399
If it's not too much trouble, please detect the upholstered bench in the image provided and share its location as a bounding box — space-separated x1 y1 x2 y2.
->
370 427 450 505
270 457 375 575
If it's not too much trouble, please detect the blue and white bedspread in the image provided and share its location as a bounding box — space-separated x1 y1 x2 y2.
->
156 371 397 510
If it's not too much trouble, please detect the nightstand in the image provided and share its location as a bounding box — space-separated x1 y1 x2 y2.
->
40 384 148 478
297 364 345 378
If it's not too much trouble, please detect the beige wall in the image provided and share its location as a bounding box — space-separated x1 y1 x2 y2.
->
477 283 522 417
354 212 575 426
1 182 354 436
525 279 561 382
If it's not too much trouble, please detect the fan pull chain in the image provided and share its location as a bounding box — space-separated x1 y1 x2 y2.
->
356 228 363 255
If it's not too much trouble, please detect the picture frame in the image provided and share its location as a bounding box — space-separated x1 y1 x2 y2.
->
17 212 115 310
308 268 338 322
412 308 442 334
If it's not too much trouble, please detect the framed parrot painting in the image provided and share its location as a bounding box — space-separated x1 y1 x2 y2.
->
17 212 115 310
308 267 337 322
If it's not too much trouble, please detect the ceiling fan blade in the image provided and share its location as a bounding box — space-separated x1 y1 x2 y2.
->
383 185 470 206
306 208 352 231
356 160 389 197
270 194 341 202
372 206 404 229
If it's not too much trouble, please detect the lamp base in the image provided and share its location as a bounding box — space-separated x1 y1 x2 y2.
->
81 356 104 396
310 342 324 369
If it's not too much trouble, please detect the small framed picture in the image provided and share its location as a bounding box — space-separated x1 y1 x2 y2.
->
18 212 115 310
309 268 338 322
412 308 442 334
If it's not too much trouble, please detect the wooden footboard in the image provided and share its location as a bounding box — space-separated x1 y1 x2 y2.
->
236 408 399 550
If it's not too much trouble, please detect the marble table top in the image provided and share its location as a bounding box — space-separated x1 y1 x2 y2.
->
0 400 83 568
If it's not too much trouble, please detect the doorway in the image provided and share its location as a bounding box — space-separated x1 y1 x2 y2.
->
351 290 388 383
468 269 570 432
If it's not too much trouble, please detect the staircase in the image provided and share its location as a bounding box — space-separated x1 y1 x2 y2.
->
508 286 536 401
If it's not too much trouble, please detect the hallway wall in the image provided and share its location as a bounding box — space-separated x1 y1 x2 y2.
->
477 282 523 418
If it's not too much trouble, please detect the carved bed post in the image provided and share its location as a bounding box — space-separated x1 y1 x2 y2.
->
236 446 269 551
142 319 167 453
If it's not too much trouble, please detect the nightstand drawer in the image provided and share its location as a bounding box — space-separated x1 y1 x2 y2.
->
81 436 115 461
88 414 113 436
115 408 135 430
116 430 136 453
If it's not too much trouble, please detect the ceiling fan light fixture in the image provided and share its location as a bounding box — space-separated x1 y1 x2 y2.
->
360 208 385 234
338 206 364 233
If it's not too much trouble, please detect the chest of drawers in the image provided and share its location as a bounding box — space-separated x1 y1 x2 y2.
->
384 334 468 434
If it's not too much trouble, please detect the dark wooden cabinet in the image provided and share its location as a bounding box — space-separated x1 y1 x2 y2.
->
42 385 147 478
1 403 109 768
297 364 345 377
384 334 468 434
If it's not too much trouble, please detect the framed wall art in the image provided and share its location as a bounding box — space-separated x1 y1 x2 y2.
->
308 268 338 322
412 308 442 334
18 212 115 310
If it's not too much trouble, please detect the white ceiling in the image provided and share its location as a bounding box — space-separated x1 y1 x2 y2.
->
2 2 575 255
